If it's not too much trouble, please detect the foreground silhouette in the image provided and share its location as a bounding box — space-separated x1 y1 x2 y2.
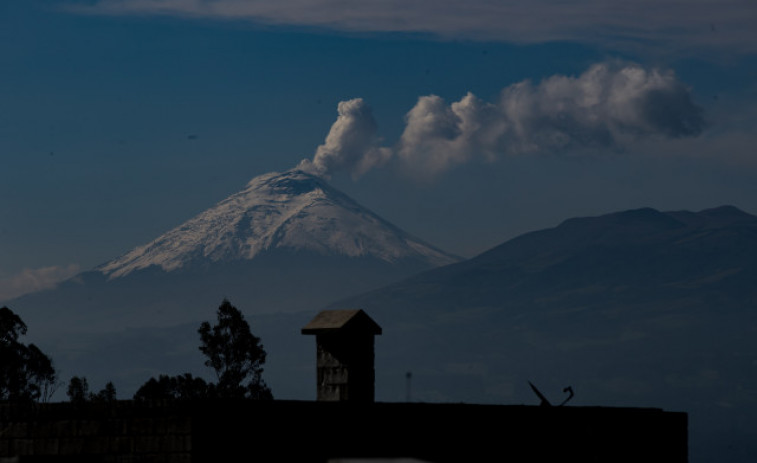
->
0 306 56 402
135 299 272 400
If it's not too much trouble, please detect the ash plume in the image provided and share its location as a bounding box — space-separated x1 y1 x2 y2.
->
397 62 705 177
298 98 391 179
299 62 704 179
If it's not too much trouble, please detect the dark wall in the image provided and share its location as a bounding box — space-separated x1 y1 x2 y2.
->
0 401 687 462
0 401 191 463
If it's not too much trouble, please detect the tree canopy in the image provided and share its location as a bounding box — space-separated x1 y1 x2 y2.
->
198 299 272 399
66 376 89 404
0 306 57 402
134 374 212 400
135 299 272 400
67 376 117 403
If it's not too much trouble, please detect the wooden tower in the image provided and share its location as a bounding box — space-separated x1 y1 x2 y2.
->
302 309 382 402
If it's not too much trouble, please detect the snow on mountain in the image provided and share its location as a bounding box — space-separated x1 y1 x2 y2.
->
99 170 458 278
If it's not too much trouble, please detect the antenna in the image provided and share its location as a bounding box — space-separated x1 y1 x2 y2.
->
528 381 574 407
528 381 552 406
559 386 574 406
406 371 413 402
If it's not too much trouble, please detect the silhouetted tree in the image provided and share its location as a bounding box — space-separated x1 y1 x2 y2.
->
0 306 57 402
134 373 213 400
67 376 89 404
198 299 272 399
133 300 271 401
93 381 117 402
68 377 117 403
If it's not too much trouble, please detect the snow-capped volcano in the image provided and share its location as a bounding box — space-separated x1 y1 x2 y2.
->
99 170 458 278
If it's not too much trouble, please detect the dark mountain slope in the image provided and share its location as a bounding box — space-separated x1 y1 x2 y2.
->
340 206 757 317
327 205 757 463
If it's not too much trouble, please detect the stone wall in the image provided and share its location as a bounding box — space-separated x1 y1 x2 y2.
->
0 401 191 462
0 400 688 462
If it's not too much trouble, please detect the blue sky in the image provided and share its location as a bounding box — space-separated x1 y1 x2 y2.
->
1 0 756 300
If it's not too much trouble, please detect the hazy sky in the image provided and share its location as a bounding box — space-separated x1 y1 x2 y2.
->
1 0 756 300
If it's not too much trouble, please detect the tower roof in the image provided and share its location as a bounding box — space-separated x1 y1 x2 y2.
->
301 309 382 335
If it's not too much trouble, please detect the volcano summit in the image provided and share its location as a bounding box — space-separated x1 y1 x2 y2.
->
100 170 457 278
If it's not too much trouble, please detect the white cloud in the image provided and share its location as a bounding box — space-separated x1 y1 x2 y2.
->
68 0 757 54
396 62 704 177
0 264 80 302
298 98 391 179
